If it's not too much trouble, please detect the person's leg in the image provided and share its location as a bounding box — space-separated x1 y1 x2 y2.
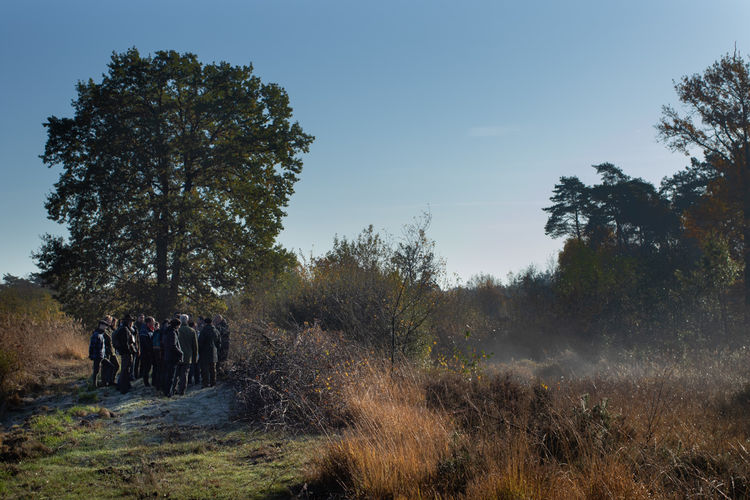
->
176 363 187 395
160 359 168 392
151 353 160 388
100 358 111 386
200 361 209 387
110 356 120 386
91 358 101 386
120 355 132 393
164 361 176 397
187 363 195 385
142 353 152 386
209 362 217 387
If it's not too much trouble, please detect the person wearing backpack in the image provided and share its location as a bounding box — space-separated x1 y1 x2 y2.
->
88 319 108 387
100 316 119 386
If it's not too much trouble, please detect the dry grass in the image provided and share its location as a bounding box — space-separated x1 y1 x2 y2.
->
0 311 87 411
308 348 750 499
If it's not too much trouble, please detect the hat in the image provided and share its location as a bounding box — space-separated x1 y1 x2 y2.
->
98 318 110 326
169 318 181 328
122 314 134 323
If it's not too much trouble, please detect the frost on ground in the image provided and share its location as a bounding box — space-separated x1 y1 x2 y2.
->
1 376 235 431
103 380 234 429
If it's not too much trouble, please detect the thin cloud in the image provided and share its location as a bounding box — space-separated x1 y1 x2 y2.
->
467 126 518 138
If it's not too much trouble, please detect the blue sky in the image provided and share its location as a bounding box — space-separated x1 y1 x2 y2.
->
2 1 749 283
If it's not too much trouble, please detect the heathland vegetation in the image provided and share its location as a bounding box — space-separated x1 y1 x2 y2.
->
3 50 750 498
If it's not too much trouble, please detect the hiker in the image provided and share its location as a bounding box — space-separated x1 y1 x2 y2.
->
100 315 119 386
160 318 172 391
215 314 230 377
174 315 198 395
162 318 183 397
198 316 221 387
139 317 156 387
132 313 144 381
188 319 201 386
151 319 167 391
88 319 108 387
113 314 137 394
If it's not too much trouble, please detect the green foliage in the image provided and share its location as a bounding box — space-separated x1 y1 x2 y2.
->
77 387 99 403
35 48 312 322
0 274 66 319
544 175 590 240
658 51 750 308
2 421 318 499
269 214 444 360
545 164 679 252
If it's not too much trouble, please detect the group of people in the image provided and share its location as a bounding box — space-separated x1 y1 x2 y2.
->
88 312 230 397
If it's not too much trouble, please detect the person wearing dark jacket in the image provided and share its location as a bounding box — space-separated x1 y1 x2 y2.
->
188 320 201 386
139 317 156 387
162 319 183 397
100 316 119 386
198 317 221 387
175 315 198 395
152 319 167 391
113 314 137 394
88 319 108 387
132 313 144 380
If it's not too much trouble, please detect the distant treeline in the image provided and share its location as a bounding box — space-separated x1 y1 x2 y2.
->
228 159 743 362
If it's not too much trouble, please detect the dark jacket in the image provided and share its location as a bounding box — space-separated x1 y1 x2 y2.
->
113 324 137 355
177 325 198 365
153 325 165 351
139 324 154 353
162 325 183 363
198 324 221 363
89 329 106 360
103 330 114 358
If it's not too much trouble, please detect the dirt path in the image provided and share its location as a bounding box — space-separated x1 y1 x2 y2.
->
1 370 235 431
1 365 320 499
102 379 235 429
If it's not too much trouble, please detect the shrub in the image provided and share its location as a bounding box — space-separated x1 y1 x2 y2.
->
230 324 366 431
0 276 87 413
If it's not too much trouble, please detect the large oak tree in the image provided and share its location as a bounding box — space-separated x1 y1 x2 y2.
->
35 49 313 321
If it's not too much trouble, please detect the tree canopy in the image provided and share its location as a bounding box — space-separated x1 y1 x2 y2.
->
35 48 313 322
657 51 750 310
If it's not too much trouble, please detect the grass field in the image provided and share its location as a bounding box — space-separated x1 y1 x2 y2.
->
3 315 750 498
0 369 322 500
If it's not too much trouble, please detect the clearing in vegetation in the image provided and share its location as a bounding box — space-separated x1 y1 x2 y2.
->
0 368 320 499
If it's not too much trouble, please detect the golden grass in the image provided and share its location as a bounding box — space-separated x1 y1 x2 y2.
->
318 367 454 497
0 311 87 405
310 350 750 499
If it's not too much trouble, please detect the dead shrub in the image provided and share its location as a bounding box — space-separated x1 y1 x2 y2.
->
230 324 367 431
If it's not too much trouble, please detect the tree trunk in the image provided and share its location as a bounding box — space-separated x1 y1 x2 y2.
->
155 232 170 319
